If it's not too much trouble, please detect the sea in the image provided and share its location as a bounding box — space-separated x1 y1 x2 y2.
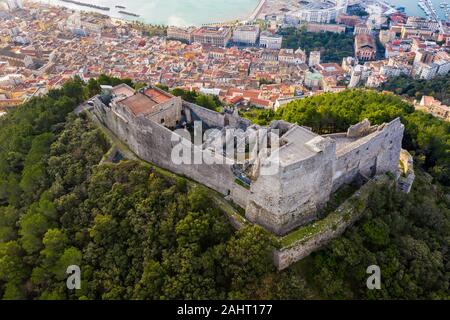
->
34 0 260 26
33 0 449 26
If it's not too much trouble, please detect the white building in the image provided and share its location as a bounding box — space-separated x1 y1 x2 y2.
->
435 59 450 76
274 96 305 111
354 23 372 35
348 65 363 88
0 74 24 86
233 25 260 45
380 65 401 78
6 0 23 10
294 48 307 64
309 51 321 67
259 32 283 50
366 74 386 88
415 62 439 80
167 26 195 43
278 48 306 65
342 56 357 72
292 0 348 24
278 49 295 64
199 88 222 96
406 17 440 31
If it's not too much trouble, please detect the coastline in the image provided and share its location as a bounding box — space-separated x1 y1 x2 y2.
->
30 0 263 27
202 0 266 26
247 0 267 22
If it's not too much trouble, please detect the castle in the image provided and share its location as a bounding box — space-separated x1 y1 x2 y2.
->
91 84 405 236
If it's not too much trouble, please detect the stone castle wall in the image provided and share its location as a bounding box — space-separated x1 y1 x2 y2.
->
92 97 248 201
183 101 226 128
183 101 250 130
92 89 405 238
274 175 395 270
246 135 337 235
331 118 404 192
147 96 183 128
247 118 404 236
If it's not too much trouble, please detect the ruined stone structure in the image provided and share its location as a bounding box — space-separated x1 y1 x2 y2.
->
91 84 405 236
246 118 404 235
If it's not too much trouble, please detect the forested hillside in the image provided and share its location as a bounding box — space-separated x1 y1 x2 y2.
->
305 173 449 299
380 75 450 105
0 78 276 299
0 81 448 300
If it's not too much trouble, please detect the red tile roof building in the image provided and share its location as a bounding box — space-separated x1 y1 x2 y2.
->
355 34 377 61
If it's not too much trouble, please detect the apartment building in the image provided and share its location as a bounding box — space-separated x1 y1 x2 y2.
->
192 26 232 47
167 26 195 43
259 31 283 50
232 25 260 45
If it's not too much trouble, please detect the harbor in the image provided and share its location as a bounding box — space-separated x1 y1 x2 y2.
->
388 0 449 20
416 0 446 32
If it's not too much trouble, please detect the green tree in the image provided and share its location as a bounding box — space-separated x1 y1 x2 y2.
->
226 226 275 296
86 78 101 97
18 212 51 254
0 206 19 242
278 27 355 63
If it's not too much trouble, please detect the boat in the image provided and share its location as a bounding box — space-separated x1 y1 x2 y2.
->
118 10 140 18
115 5 126 9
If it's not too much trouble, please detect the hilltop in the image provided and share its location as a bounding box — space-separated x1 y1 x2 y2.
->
0 79 448 299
